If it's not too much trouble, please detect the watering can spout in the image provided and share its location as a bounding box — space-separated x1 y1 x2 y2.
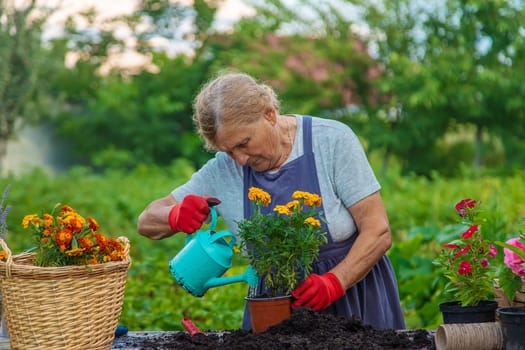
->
203 265 259 290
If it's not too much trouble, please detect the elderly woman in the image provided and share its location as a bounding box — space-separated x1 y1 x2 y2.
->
137 72 405 330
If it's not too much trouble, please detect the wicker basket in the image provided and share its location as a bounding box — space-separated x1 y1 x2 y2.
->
0 237 131 350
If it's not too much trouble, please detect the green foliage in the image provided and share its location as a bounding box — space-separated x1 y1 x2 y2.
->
388 226 442 329
208 0 377 118
343 0 525 176
54 54 213 169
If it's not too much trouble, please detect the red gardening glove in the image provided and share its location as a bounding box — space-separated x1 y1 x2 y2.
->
168 195 221 233
291 272 345 311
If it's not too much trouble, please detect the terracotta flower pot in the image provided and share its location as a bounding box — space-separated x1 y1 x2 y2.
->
246 295 292 332
439 300 498 324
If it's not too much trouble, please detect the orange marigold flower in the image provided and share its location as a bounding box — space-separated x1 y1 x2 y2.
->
22 214 41 228
95 233 108 248
78 236 94 250
304 217 321 227
0 251 7 261
60 205 75 215
286 200 301 211
110 250 125 261
66 247 85 256
274 205 291 216
62 213 86 233
248 187 271 206
43 213 54 228
42 228 54 237
87 217 99 232
291 191 307 200
292 191 322 207
107 238 124 252
305 193 322 207
55 229 73 251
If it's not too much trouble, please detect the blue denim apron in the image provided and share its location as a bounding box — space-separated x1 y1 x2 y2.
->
241 116 405 330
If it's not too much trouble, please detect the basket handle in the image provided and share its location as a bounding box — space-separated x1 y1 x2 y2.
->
117 236 131 261
0 237 14 278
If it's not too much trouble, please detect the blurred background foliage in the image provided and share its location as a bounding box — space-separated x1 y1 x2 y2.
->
1 0 525 331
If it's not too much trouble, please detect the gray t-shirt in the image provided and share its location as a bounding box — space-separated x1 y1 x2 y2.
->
172 115 380 242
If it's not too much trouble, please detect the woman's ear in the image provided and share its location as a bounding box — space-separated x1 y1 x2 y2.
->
263 108 277 125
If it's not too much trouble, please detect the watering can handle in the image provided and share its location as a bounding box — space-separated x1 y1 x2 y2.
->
209 206 218 231
183 204 220 246
207 204 236 247
209 230 236 247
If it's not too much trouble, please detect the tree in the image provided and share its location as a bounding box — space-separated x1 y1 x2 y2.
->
203 0 379 119
51 0 221 169
352 0 525 175
0 0 51 173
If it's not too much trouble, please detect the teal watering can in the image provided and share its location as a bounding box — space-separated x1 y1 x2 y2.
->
169 205 258 297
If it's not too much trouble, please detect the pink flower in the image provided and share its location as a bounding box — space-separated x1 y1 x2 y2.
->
458 261 472 276
455 198 476 217
480 258 488 268
503 237 525 282
461 225 479 239
488 244 497 257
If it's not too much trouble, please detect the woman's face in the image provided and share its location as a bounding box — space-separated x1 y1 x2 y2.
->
215 112 283 172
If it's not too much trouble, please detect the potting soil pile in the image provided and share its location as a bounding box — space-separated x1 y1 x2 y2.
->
112 307 434 349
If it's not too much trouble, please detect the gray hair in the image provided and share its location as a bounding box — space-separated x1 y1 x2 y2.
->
193 72 280 150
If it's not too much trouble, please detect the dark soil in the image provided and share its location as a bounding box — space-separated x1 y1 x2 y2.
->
112 308 435 350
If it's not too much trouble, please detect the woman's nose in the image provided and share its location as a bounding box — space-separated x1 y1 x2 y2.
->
230 150 249 166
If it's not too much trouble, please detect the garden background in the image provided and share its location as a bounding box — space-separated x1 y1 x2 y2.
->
1 0 524 332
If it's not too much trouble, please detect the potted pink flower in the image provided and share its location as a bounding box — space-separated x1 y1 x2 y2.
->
433 198 499 323
495 227 525 350
495 226 525 306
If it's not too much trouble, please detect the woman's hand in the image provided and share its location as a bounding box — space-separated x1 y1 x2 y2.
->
291 272 345 311
137 194 220 240
168 195 220 233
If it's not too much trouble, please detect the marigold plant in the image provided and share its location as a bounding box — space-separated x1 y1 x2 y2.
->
237 187 327 297
19 204 126 267
433 198 498 306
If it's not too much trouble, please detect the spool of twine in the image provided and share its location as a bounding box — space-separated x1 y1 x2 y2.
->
435 322 503 350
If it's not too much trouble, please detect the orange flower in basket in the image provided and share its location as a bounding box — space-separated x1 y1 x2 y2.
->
21 204 126 267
